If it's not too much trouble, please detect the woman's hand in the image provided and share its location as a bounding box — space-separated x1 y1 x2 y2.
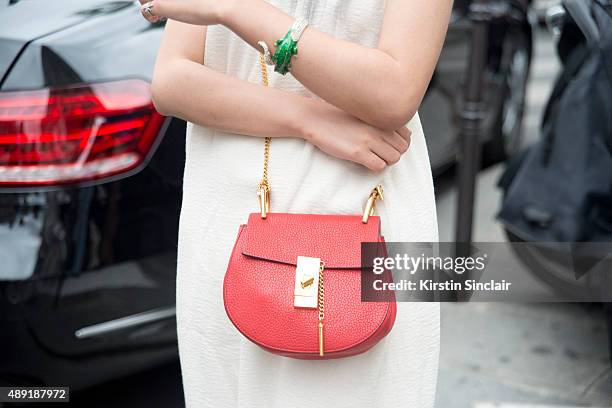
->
300 101 411 172
139 0 233 25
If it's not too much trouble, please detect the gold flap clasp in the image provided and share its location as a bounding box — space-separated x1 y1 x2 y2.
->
294 256 320 308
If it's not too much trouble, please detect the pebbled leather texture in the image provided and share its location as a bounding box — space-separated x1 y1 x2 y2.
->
223 213 396 360
242 213 382 268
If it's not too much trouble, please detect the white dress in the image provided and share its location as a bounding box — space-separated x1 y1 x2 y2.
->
176 0 440 406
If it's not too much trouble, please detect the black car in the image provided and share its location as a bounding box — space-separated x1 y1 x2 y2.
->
0 0 533 389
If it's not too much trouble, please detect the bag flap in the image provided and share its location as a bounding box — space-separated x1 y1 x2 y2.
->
242 213 382 269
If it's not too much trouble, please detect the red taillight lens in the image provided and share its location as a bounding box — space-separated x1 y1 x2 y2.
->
0 79 165 186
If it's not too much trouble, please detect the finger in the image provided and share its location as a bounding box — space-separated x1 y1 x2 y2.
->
405 128 412 150
395 126 410 141
140 2 160 22
141 0 171 20
368 136 401 165
383 131 410 154
362 153 387 172
397 127 412 151
143 0 193 24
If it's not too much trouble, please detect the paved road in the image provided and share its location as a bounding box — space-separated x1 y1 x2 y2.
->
30 28 610 408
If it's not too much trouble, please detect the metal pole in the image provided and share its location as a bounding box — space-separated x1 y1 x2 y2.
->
455 0 491 257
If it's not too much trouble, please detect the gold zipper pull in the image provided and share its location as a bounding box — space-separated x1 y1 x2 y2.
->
318 321 324 357
362 184 384 224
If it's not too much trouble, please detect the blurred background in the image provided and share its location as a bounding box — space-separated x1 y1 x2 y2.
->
0 0 610 407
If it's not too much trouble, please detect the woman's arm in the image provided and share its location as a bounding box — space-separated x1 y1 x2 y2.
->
143 0 453 130
151 20 411 171
152 21 305 138
223 0 452 130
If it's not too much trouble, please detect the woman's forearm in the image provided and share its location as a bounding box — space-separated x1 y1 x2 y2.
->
221 1 407 130
151 58 312 139
152 56 412 171
220 0 451 131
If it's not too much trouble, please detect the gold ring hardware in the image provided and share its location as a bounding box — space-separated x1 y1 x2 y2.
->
362 184 384 224
258 183 270 219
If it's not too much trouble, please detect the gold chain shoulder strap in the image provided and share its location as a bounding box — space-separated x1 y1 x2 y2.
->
257 54 272 218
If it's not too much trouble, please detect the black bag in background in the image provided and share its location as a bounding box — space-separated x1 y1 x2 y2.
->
498 0 612 242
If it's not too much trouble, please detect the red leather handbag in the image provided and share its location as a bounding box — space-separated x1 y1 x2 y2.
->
222 55 396 359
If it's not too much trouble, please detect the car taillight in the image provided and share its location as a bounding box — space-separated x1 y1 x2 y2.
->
0 79 165 187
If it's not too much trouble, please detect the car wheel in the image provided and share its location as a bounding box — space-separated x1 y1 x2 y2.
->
483 29 531 165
